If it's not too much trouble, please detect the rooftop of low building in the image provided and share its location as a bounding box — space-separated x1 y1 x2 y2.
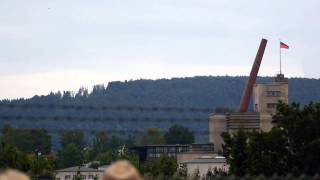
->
56 166 103 172
182 157 227 164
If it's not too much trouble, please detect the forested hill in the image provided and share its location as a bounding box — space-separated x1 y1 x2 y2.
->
2 76 319 109
1 76 320 148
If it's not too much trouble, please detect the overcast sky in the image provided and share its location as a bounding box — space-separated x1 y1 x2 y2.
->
1 0 319 99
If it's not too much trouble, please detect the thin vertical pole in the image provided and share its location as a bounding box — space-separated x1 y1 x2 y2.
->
279 40 282 75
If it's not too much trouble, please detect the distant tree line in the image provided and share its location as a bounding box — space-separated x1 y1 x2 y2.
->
0 124 194 178
1 76 320 148
2 76 320 109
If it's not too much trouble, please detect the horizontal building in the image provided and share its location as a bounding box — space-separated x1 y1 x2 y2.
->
181 156 229 177
131 143 214 164
55 166 104 180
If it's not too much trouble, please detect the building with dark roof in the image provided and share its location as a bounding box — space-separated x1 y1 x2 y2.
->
131 143 214 164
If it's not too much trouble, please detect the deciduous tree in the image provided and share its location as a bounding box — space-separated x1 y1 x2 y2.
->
164 125 194 144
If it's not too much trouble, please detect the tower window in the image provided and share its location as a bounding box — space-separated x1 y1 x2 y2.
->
266 91 281 97
267 103 277 109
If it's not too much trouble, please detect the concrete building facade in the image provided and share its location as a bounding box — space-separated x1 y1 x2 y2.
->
253 74 288 114
209 74 288 152
181 157 229 178
177 151 217 164
131 143 214 164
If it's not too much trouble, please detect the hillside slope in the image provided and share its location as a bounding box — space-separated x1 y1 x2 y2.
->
1 76 320 149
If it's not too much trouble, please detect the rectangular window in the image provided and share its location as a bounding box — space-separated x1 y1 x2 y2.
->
267 103 277 109
65 175 71 179
148 153 154 158
267 91 281 97
155 147 161 153
81 175 86 179
169 147 175 152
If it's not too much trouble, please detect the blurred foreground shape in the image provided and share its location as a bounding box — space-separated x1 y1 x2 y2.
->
0 170 30 180
101 160 142 180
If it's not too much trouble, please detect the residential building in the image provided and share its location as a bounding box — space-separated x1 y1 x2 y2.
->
97 165 110 171
55 166 103 180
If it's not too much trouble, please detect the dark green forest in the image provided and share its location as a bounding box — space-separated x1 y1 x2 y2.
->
2 76 319 109
1 76 320 149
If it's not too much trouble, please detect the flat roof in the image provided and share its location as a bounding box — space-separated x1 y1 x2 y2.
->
178 151 216 154
182 158 227 164
56 166 103 172
130 143 214 150
132 143 213 147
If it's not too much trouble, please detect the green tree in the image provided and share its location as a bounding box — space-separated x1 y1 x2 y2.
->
164 125 194 144
171 172 184 180
177 163 188 178
222 130 248 176
144 156 178 178
223 102 320 176
273 102 320 175
60 131 85 149
124 135 136 148
246 129 290 176
223 129 290 176
28 154 54 178
57 144 83 168
140 128 165 145
302 138 320 175
1 125 51 154
96 150 116 165
107 135 124 151
91 131 108 159
0 142 29 171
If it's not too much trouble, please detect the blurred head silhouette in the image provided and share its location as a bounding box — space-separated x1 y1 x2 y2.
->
0 170 30 180
100 160 142 180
